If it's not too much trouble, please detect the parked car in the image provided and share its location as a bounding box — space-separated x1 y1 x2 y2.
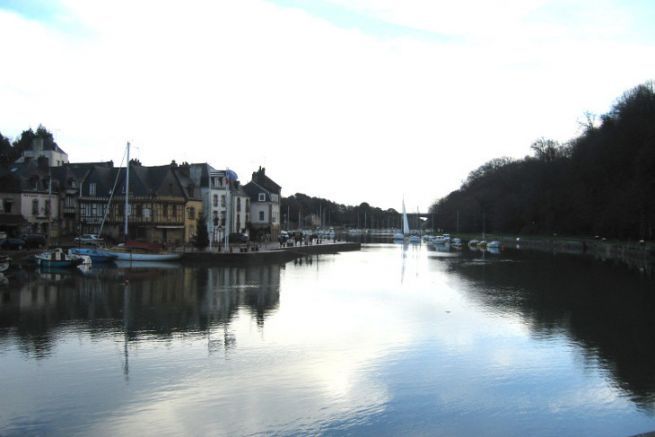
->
228 232 249 243
73 234 103 244
0 238 26 250
19 234 47 248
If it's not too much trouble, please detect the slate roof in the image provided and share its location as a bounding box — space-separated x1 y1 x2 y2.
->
250 167 281 194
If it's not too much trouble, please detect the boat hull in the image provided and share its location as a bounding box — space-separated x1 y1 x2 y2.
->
106 250 181 261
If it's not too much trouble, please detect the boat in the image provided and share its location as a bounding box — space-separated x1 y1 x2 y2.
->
451 238 463 249
108 241 181 261
0 255 10 272
393 199 411 241
35 248 84 268
103 142 181 262
468 239 479 248
487 240 501 249
69 247 117 263
431 235 450 251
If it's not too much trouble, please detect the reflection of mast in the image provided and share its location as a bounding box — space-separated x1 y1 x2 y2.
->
122 282 129 380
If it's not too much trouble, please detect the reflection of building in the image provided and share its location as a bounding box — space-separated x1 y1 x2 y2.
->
0 263 281 350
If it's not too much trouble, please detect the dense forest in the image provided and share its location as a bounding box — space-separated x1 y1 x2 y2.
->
430 82 655 240
281 193 400 229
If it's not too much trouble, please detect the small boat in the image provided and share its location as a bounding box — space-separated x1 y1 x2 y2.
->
409 235 421 244
0 255 10 272
451 238 463 249
487 240 501 249
69 247 117 263
468 239 479 248
35 248 84 268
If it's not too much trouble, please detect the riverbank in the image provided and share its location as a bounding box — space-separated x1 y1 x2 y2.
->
455 233 655 274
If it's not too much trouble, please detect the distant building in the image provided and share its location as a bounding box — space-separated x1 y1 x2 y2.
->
15 137 69 167
188 164 250 246
244 166 281 240
0 158 58 236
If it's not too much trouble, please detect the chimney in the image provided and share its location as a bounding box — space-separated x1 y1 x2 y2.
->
33 137 44 152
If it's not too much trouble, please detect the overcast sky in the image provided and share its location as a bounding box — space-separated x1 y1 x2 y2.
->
1 0 654 211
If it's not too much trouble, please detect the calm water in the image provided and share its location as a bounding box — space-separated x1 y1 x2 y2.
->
2 244 655 436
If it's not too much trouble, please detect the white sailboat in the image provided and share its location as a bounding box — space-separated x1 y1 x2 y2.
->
393 199 410 241
105 142 181 262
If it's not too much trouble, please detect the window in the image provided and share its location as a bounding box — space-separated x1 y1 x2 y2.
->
259 211 265 221
45 200 51 216
89 183 96 196
3 199 12 213
187 207 195 220
221 195 226 207
258 193 266 202
65 196 75 208
143 207 151 219
163 204 168 218
32 199 38 215
213 194 218 207
237 198 241 209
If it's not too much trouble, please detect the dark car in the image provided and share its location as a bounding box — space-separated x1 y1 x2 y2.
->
228 233 249 243
19 234 47 248
0 238 26 250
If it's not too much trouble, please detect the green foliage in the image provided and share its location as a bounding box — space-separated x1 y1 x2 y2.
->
194 215 209 248
431 82 655 240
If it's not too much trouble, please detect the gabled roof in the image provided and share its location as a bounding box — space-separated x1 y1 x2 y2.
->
250 166 281 194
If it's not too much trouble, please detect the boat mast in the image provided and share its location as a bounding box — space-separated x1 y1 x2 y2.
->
124 142 130 239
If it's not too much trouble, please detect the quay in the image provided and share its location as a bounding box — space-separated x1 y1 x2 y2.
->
1 241 362 267
181 241 361 264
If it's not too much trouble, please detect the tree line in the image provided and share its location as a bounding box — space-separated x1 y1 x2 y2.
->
281 193 400 229
430 82 655 240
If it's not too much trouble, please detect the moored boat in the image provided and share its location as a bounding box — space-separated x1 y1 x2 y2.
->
70 247 117 263
105 241 181 261
35 248 84 268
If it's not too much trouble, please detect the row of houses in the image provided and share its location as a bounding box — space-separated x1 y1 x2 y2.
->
0 139 282 245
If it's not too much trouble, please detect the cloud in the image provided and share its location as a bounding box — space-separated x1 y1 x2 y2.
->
1 0 654 210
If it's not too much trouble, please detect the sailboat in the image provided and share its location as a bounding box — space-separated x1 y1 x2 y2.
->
105 142 181 262
393 199 410 241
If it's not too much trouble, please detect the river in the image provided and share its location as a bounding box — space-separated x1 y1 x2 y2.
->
1 244 655 436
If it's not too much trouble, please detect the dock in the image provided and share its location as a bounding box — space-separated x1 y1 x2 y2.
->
180 241 361 265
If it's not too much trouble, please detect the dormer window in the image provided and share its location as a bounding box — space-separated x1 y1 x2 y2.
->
89 183 96 196
258 193 266 202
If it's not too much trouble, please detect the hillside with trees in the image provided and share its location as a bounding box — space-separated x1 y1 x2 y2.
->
281 193 399 229
430 82 655 240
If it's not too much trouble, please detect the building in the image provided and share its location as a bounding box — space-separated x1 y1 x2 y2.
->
15 137 69 167
78 162 202 245
244 167 281 240
188 164 250 246
0 158 58 236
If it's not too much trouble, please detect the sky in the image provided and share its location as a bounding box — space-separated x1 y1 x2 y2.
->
1 0 654 212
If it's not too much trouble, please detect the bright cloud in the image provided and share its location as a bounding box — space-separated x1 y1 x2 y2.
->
1 0 654 210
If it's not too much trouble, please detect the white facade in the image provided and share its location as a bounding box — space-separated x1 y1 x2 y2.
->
20 192 59 233
16 138 69 167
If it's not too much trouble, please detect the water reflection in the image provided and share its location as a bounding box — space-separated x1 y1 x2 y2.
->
446 249 655 411
0 263 281 361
